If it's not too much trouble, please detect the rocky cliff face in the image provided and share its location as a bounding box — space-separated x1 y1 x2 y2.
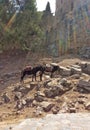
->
55 0 90 55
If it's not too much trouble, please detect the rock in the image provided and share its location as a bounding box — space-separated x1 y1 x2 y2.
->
13 85 30 95
80 62 90 75
33 106 43 116
59 66 71 76
41 101 55 112
60 102 69 113
15 100 23 110
69 74 81 79
18 86 31 95
44 75 51 80
1 92 10 103
22 99 27 105
30 83 39 90
71 67 82 75
34 91 45 102
32 100 39 107
77 99 85 104
71 65 81 69
60 78 71 87
44 80 52 87
80 62 88 69
25 97 34 107
69 108 76 113
14 92 22 101
44 85 64 98
50 63 58 66
2 113 90 130
15 98 27 110
44 78 72 98
52 106 60 114
46 78 60 87
77 79 90 93
85 102 90 110
25 85 31 89
78 95 87 99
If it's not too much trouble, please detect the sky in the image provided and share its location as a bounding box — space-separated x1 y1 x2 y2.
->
36 0 56 13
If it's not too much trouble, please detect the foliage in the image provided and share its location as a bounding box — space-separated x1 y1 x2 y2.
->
0 0 44 52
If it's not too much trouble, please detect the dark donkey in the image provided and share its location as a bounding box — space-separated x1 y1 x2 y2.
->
20 65 45 82
45 63 60 78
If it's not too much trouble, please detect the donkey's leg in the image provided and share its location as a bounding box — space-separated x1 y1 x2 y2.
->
40 73 42 81
32 74 34 82
20 71 26 82
50 72 53 78
35 73 37 81
40 70 44 81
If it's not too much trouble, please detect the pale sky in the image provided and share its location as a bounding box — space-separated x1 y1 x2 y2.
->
36 0 55 13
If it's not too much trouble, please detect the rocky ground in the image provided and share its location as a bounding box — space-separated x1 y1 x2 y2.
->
0 50 90 128
1 113 90 130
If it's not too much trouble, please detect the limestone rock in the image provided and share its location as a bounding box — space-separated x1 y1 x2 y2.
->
50 63 58 66
60 78 71 87
25 97 34 107
77 79 90 93
80 62 90 75
15 100 23 110
33 106 43 116
1 92 10 103
14 92 22 101
34 91 45 102
71 67 82 75
52 106 60 114
69 108 76 113
41 101 55 112
85 102 90 110
59 66 71 76
44 85 64 98
71 65 81 69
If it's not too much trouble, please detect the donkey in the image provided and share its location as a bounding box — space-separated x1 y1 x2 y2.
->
20 65 45 82
45 64 60 78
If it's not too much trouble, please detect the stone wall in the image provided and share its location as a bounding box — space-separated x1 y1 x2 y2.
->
55 0 90 55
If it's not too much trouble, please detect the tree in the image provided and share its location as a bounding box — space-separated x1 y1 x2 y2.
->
12 0 43 51
45 1 51 14
0 0 44 52
41 1 52 29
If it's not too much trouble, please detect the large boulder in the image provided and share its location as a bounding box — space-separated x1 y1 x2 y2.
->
80 62 90 75
71 67 82 75
77 79 90 93
44 85 64 98
44 78 72 98
59 66 71 76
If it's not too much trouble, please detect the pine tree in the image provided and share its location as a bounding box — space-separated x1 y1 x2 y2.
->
45 1 51 14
